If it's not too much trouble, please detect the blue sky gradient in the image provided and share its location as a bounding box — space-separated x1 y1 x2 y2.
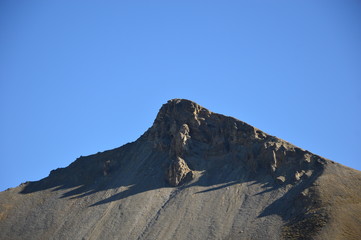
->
1 1 360 191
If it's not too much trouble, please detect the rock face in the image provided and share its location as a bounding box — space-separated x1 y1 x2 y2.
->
1 99 361 240
148 99 321 187
167 157 192 187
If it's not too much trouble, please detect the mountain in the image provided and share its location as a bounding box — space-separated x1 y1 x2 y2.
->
1 99 360 240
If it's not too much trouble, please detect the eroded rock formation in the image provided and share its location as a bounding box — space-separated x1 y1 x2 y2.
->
167 157 192 187
146 99 322 186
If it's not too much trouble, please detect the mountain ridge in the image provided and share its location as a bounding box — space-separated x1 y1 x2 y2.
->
1 99 360 240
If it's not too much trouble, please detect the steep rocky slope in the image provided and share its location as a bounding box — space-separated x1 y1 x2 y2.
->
1 99 360 240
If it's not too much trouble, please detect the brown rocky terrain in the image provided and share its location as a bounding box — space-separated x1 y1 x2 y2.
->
0 99 360 240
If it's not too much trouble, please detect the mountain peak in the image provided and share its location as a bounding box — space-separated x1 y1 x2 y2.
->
1 99 360 240
154 98 211 124
144 99 324 188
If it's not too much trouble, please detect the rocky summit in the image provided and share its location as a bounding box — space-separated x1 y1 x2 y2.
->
1 99 360 240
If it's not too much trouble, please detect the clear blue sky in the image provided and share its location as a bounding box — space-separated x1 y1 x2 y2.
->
1 1 360 191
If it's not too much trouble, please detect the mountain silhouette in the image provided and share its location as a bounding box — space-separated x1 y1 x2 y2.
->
1 99 360 240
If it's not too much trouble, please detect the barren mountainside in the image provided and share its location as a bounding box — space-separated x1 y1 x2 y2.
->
1 99 360 240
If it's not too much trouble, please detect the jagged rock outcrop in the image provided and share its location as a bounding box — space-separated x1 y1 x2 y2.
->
166 157 193 187
147 99 321 186
0 99 360 240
